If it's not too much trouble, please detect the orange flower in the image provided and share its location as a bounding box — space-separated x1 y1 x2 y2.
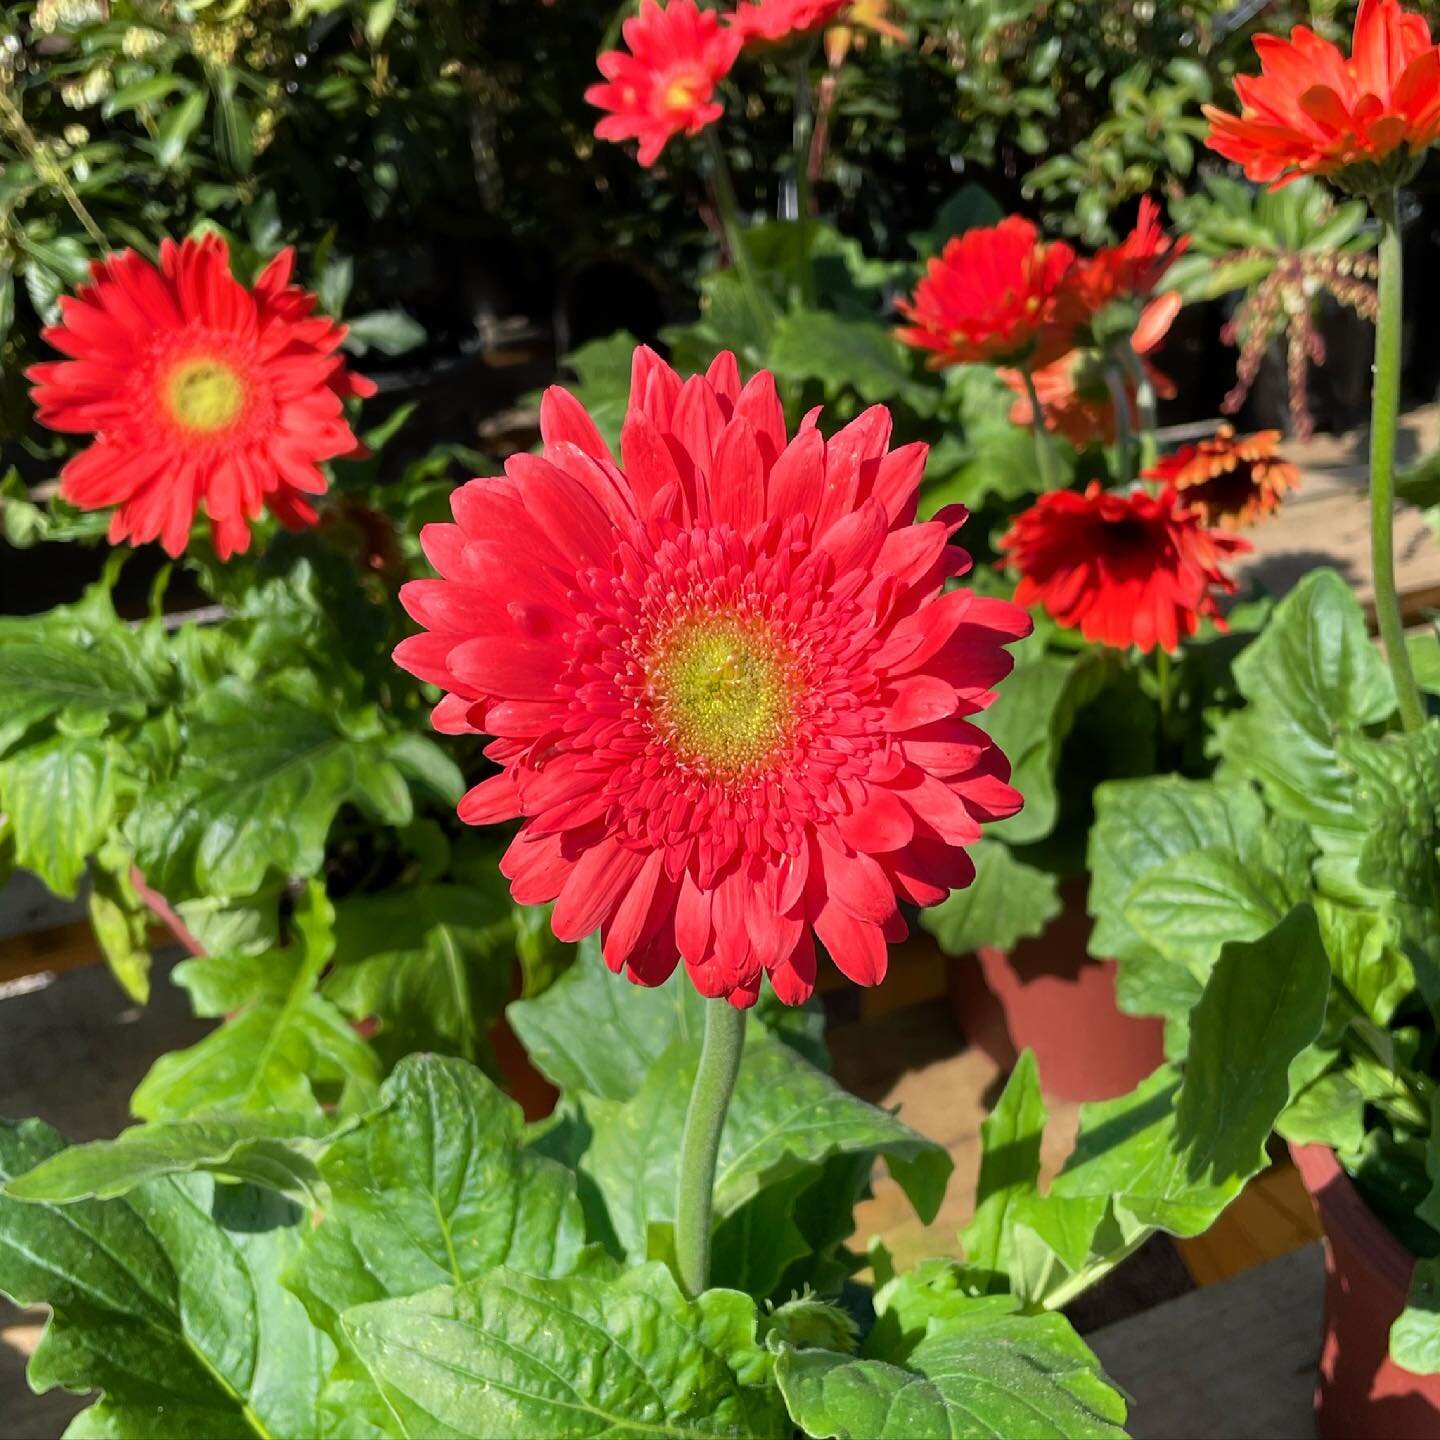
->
1066 198 1187 321
825 0 906 64
586 0 742 168
1145 425 1301 530
1004 293 1180 449
896 216 1078 369
1204 0 1440 192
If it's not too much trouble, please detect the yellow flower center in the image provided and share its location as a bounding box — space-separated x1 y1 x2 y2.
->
649 616 797 776
662 71 703 113
164 356 246 433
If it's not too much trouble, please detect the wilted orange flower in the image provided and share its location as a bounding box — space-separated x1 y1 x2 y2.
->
1004 293 1180 449
1145 425 1301 530
587 0 741 167
896 216 1077 369
1204 0 1440 192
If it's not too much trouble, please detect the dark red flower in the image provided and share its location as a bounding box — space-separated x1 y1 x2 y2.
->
999 482 1250 654
394 347 1031 1007
1204 0 1440 190
1145 425 1301 530
1067 198 1188 318
27 235 374 559
586 0 742 167
896 216 1078 368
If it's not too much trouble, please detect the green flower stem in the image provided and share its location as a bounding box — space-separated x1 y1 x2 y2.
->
1370 188 1425 733
675 999 746 1298
1021 365 1058 491
1155 645 1173 725
1105 362 1136 486
0 89 108 251
792 48 816 308
1119 340 1158 470
704 128 771 340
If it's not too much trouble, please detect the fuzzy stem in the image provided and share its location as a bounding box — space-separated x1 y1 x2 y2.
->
675 1000 746 1298
1105 363 1136 486
1370 189 1424 733
1120 340 1158 468
791 49 816 307
1021 364 1058 491
704 128 770 339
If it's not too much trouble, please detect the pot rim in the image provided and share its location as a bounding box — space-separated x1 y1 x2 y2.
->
1290 1140 1417 1294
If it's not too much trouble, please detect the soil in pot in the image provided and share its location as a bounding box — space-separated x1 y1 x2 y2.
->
946 880 1166 1103
1293 1142 1440 1440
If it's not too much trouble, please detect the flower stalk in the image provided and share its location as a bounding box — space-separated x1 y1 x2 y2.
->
675 1000 747 1297
791 47 817 307
1369 188 1424 733
1020 364 1057 492
704 128 771 339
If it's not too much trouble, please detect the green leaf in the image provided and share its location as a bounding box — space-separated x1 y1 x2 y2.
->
288 1055 585 1337
125 672 414 899
102 75 187 117
962 1050 1046 1289
583 1032 951 1263
507 934 706 1101
1278 1069 1367 1155
0 736 115 898
342 1263 788 1439
0 1119 331 1440
1393 1258 1440 1375
1054 907 1330 1234
1315 896 1413 1028
775 1289 1126 1439
768 309 933 414
88 844 152 1003
344 308 426 356
1215 569 1395 843
3 1114 342 1206
153 90 208 168
325 882 517 1067
131 884 379 1121
921 840 1061 956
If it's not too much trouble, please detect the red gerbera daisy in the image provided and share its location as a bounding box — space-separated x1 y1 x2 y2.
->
586 0 742 168
1067 198 1188 320
999 482 1250 654
27 235 374 560
896 216 1078 369
1145 425 1301 530
1004 292 1180 449
729 0 850 47
1204 0 1440 191
394 346 1030 1007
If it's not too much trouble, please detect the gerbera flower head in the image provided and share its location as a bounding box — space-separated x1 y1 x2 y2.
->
1000 482 1250 654
1203 0 1440 194
896 216 1078 369
1066 198 1189 342
729 0 850 48
1003 292 1180 449
395 346 1031 1008
586 0 742 167
27 235 374 560
1145 425 1301 530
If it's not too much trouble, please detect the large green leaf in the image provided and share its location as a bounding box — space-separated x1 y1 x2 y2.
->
1054 907 1330 1234
775 1282 1126 1440
1393 1258 1440 1375
3 1115 344 1207
768 309 935 414
0 1119 331 1440
0 735 115 898
1214 569 1395 843
125 671 417 899
342 1263 788 1439
132 885 379 1121
961 1050 1046 1289
288 1055 586 1337
583 1031 951 1263
920 840 1062 957
507 936 706 1102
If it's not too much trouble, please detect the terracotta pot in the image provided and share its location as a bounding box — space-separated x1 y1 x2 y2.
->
1292 1142 1440 1439
129 867 556 1122
946 881 1166 1103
